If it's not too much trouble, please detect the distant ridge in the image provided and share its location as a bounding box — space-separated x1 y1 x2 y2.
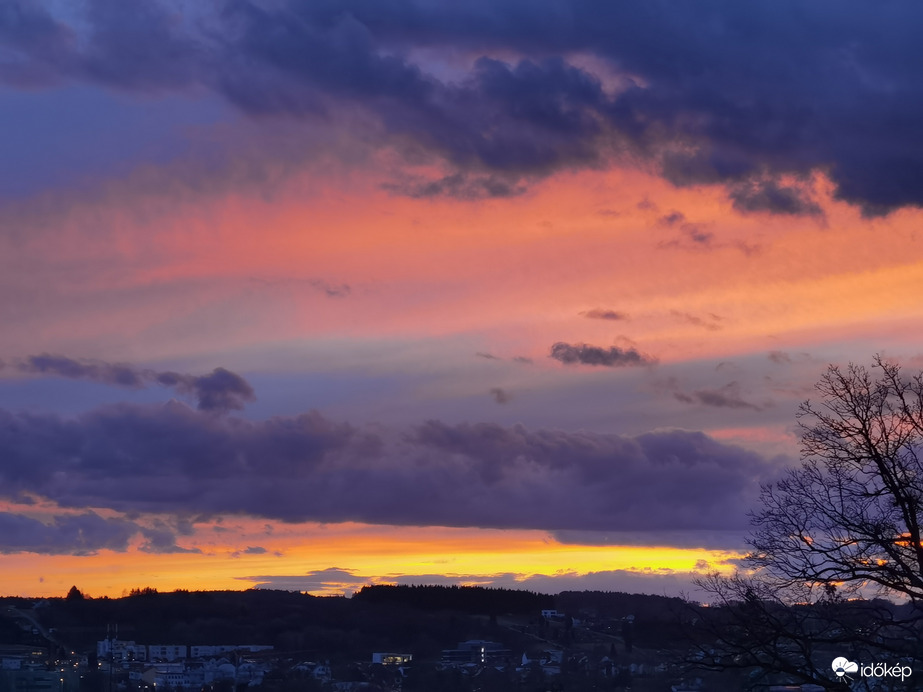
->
352 584 553 614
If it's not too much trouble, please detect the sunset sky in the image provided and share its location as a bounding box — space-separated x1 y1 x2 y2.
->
2 0 923 599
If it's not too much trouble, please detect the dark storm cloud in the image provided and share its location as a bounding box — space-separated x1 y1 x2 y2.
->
79 0 201 90
580 308 627 321
0 0 198 89
0 403 778 537
5 1 923 212
15 355 255 412
0 0 74 87
0 511 187 555
549 342 654 367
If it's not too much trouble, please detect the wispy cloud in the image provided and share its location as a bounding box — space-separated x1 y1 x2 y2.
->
671 311 723 331
549 342 655 367
14 354 255 413
580 308 628 321
674 381 762 411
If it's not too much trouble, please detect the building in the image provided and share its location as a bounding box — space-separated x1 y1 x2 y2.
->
441 640 511 665
147 645 187 662
371 653 412 666
96 640 147 663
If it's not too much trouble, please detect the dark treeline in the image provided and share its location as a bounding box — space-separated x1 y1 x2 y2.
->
353 584 553 614
2 589 526 661
555 591 684 619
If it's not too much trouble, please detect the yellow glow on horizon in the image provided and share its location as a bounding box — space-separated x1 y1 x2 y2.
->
0 521 741 598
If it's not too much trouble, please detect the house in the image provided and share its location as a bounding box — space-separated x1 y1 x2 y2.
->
371 653 412 666
441 641 511 665
97 640 147 663
147 645 187 661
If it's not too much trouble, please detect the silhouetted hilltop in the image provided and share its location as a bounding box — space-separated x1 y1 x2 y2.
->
353 584 553 614
555 590 686 619
0 587 699 666
1 589 533 659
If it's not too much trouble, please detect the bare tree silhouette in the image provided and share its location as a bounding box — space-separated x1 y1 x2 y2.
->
689 356 923 689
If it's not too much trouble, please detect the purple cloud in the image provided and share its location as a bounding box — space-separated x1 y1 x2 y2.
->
0 511 191 555
550 342 655 367
15 355 255 413
3 1 923 213
0 403 780 543
243 567 369 591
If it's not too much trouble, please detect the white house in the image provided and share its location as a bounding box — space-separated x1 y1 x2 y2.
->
147 645 187 661
96 640 147 662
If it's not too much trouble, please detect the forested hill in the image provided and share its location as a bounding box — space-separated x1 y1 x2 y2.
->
352 584 553 614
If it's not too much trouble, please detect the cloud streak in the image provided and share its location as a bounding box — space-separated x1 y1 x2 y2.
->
15 354 255 413
671 311 723 332
580 309 627 321
674 381 762 411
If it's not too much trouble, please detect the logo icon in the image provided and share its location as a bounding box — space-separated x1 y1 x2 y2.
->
832 657 859 681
